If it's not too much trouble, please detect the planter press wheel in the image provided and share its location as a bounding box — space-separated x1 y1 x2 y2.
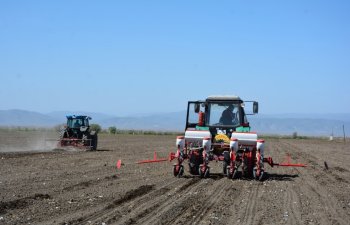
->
189 163 199 175
173 165 184 178
223 161 228 175
189 153 200 175
227 161 239 179
232 168 240 179
253 168 264 181
199 166 210 178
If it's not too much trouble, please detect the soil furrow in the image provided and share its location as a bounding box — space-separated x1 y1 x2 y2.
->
1 134 350 225
113 177 204 225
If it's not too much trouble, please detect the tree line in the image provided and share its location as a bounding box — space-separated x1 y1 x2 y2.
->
0 124 181 136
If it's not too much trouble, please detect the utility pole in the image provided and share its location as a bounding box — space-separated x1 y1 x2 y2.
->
343 124 346 143
330 128 334 141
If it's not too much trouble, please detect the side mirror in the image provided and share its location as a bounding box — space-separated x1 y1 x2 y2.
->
194 103 200 113
253 101 259 114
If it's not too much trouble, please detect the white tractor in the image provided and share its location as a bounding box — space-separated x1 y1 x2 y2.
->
121 95 306 179
172 95 266 180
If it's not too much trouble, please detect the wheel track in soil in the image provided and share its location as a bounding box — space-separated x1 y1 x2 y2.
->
108 177 206 225
282 185 303 225
65 177 200 225
107 176 242 225
27 169 155 225
241 183 260 225
184 179 234 225
107 177 203 224
282 141 349 184
0 193 51 214
170 177 241 225
275 140 348 225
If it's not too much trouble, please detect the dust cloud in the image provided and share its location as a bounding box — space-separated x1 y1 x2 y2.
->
0 130 59 152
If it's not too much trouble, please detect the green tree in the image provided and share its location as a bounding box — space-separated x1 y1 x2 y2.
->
292 131 298 139
108 126 117 134
90 124 102 133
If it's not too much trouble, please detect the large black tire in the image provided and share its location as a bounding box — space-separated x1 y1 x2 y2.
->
91 134 98 150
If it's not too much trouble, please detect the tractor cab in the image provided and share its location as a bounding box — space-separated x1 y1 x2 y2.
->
65 115 91 139
66 115 91 129
186 96 258 138
59 115 98 150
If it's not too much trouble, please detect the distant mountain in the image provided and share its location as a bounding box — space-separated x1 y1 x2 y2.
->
100 111 187 131
258 113 350 122
0 109 59 126
249 117 349 137
0 109 349 136
46 111 114 123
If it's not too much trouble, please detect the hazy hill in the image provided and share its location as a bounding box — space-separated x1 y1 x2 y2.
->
0 109 349 136
249 116 349 137
0 109 59 126
258 113 350 122
46 111 114 123
100 111 186 131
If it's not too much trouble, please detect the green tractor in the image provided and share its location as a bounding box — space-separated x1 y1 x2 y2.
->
59 115 98 150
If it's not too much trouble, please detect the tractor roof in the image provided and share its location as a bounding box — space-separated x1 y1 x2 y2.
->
66 115 92 120
206 95 242 101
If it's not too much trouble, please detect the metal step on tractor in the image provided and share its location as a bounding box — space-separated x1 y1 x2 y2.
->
59 115 98 151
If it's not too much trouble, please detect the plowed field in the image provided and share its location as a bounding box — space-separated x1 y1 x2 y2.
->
0 131 349 225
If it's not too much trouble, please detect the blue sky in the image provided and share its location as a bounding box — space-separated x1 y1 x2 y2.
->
1 1 349 116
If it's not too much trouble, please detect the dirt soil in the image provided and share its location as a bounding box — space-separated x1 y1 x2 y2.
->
0 131 349 225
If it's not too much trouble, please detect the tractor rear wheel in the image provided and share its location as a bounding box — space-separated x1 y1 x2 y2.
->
91 134 98 151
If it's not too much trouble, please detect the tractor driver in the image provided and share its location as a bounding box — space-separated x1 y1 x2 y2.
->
220 104 237 125
74 120 81 128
